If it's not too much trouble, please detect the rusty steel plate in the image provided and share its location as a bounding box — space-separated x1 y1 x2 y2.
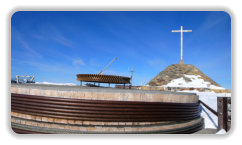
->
11 93 200 122
76 74 131 84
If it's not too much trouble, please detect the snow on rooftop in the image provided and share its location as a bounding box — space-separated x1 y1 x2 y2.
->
35 82 77 86
162 75 225 90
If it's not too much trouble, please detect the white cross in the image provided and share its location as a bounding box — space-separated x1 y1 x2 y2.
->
172 26 192 61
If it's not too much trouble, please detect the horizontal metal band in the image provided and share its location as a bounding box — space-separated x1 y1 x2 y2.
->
11 93 201 122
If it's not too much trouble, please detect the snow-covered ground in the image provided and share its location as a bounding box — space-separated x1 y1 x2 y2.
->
163 75 225 90
148 73 231 131
199 92 231 128
180 90 231 133
35 82 77 86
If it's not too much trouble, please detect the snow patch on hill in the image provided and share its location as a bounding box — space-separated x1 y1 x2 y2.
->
163 75 225 90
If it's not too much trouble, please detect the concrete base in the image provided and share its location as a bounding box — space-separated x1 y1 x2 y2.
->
11 83 198 103
194 129 217 134
179 60 184 64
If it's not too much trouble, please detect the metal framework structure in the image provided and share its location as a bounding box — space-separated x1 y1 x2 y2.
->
76 57 131 86
16 75 35 84
76 74 131 85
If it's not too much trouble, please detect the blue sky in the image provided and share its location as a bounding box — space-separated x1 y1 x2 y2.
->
11 11 231 89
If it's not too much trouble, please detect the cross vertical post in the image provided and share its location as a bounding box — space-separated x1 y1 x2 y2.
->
172 26 192 64
181 26 183 60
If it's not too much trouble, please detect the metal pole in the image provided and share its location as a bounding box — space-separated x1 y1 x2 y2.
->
16 76 18 84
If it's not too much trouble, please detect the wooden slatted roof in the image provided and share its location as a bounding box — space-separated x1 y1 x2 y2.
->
76 74 131 84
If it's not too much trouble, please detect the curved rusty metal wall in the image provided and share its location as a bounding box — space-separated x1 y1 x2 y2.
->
11 93 200 122
76 74 131 84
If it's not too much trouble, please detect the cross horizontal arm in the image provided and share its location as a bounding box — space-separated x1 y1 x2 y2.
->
172 30 181 32
183 30 192 32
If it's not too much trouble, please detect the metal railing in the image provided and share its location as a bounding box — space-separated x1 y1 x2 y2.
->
199 97 231 132
198 100 218 116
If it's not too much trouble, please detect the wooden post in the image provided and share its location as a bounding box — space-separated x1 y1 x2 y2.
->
217 97 231 132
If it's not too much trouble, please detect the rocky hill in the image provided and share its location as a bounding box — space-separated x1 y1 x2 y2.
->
147 64 223 89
